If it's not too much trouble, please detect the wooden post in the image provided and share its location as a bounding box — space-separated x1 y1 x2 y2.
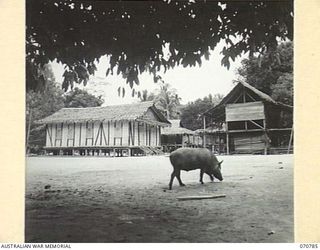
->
146 124 148 146
79 123 82 147
155 126 158 146
287 128 293 154
138 123 140 146
73 122 76 146
132 122 135 146
107 121 110 145
99 123 103 146
226 122 229 155
263 119 267 155
128 121 131 146
149 125 151 146
218 133 220 154
60 123 63 147
203 116 206 148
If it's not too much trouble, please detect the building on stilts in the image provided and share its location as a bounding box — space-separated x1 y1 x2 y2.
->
36 101 170 156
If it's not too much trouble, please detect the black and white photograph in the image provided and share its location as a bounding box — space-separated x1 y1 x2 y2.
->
25 0 294 243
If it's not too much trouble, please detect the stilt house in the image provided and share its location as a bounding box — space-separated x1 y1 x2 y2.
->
37 101 170 156
203 81 293 154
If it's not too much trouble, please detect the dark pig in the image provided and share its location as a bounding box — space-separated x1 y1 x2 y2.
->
168 148 223 190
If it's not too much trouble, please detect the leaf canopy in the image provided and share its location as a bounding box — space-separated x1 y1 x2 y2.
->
26 0 293 91
180 94 224 130
237 41 293 105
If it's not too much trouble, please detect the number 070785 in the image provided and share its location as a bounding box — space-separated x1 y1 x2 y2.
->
300 244 318 248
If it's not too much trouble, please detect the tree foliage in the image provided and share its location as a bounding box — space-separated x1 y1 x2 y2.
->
271 72 293 105
140 83 181 119
154 83 181 119
26 60 57 92
26 65 104 153
180 94 224 130
65 87 104 108
237 41 293 105
26 0 293 92
26 78 65 153
139 90 156 102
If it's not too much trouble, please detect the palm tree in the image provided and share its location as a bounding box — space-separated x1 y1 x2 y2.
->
140 89 156 102
154 83 181 119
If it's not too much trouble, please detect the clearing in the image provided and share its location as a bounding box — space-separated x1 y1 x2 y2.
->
25 154 293 243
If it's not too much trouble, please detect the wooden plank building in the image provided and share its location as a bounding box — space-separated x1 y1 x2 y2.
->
203 81 293 155
36 101 170 156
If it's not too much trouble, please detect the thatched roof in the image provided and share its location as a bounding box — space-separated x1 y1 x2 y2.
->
37 101 170 126
203 81 293 117
162 120 195 135
240 81 277 104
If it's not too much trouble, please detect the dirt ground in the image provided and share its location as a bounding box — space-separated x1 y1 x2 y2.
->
25 154 293 243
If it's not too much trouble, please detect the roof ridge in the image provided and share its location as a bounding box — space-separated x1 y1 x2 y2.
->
202 80 293 116
61 101 155 110
61 106 103 110
238 81 275 103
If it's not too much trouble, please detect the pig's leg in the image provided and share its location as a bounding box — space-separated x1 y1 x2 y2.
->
206 173 214 182
169 170 176 190
200 169 204 184
175 170 185 187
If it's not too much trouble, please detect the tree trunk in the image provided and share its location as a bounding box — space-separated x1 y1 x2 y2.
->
26 108 32 155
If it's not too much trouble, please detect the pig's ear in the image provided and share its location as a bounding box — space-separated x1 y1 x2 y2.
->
219 160 223 165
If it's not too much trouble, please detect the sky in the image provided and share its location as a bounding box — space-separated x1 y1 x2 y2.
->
51 42 246 106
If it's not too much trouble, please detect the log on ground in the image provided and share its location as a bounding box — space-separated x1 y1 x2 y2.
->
177 194 226 201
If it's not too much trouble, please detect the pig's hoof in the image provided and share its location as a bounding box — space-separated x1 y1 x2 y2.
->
180 183 186 187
